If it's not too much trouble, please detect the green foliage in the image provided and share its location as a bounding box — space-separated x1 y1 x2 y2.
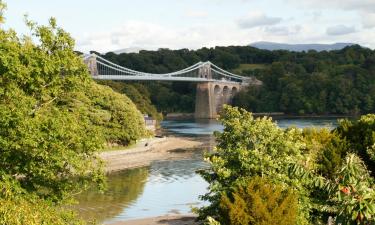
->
198 106 308 224
97 80 162 121
99 44 375 115
0 16 107 202
331 154 375 224
62 83 147 146
317 134 349 179
0 175 84 225
336 115 375 175
219 177 298 225
300 128 350 178
0 194 83 225
232 48 375 115
200 106 375 225
0 3 147 224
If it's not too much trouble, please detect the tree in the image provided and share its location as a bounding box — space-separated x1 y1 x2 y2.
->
200 106 375 224
336 115 375 176
198 106 309 224
0 2 146 223
219 177 298 225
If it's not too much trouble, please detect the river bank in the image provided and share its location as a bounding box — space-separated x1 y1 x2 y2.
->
100 136 204 173
108 214 198 225
164 112 354 120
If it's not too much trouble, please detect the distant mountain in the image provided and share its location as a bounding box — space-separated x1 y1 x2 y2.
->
111 47 144 54
249 41 356 52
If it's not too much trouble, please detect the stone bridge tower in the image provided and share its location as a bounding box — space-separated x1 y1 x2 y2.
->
84 55 99 76
194 63 243 119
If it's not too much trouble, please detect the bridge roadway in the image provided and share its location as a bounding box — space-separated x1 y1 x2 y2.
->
93 75 243 83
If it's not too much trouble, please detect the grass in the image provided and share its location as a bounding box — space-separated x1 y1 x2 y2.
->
232 64 268 74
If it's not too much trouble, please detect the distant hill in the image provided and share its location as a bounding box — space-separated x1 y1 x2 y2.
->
111 47 144 54
249 41 356 52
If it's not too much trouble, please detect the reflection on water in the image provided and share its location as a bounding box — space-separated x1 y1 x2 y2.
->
275 117 339 129
76 117 342 223
74 168 149 223
76 150 209 224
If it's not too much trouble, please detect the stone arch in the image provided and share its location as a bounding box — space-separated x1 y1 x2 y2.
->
231 87 238 95
228 86 238 104
223 86 230 105
214 85 221 95
223 86 229 96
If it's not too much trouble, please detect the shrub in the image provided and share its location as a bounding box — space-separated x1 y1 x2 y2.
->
219 177 298 225
336 115 375 175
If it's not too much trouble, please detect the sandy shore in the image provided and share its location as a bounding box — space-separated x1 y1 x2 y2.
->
108 215 199 225
100 136 204 172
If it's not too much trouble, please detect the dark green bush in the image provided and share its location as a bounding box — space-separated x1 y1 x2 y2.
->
336 115 375 175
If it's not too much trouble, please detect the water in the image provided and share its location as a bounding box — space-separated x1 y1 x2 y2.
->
161 117 339 136
76 117 340 223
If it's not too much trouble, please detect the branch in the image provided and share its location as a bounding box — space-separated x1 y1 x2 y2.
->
30 97 58 115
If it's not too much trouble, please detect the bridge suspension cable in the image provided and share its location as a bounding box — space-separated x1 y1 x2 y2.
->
84 53 250 83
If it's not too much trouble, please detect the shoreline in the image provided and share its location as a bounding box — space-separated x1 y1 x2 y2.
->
100 136 204 173
164 112 356 120
108 214 199 225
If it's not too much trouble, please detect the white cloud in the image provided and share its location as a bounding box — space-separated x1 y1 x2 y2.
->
238 11 282 29
74 18 374 53
361 12 375 29
264 25 302 36
75 21 255 53
326 25 356 36
184 10 208 18
285 0 375 13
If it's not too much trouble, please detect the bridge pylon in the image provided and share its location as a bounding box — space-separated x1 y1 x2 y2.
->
84 55 99 76
198 63 212 79
195 81 243 119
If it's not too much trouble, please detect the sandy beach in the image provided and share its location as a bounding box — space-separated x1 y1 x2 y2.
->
100 136 204 173
108 215 199 225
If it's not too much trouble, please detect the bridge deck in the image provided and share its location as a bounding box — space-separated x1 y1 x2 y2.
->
94 75 243 84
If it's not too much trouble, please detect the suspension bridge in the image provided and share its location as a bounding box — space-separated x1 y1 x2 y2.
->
83 54 261 118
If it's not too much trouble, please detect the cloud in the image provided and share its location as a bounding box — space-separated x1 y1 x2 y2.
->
75 21 256 53
285 0 375 13
74 19 374 53
312 11 322 21
326 25 356 36
238 11 282 29
265 26 290 36
264 25 302 36
361 12 375 29
184 10 208 18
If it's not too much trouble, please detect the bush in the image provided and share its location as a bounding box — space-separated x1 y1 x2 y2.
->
200 106 375 225
0 197 83 225
336 115 375 176
219 177 298 225
62 83 148 146
198 106 308 224
0 175 84 225
97 81 162 121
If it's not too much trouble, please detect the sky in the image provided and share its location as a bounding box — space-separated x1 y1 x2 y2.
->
4 0 375 53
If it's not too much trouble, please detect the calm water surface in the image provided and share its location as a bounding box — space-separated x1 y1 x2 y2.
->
76 117 340 224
